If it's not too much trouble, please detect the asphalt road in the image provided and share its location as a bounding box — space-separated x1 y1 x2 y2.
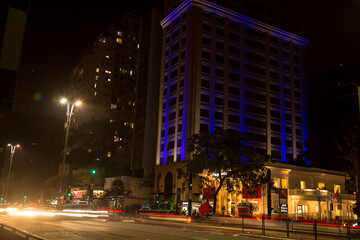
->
0 215 268 240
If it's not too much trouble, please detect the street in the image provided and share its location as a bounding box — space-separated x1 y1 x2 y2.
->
0 215 264 240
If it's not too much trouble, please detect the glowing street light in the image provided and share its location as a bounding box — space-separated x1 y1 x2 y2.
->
58 98 82 205
2 144 20 204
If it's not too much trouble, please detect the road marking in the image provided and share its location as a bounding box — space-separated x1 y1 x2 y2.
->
122 220 135 223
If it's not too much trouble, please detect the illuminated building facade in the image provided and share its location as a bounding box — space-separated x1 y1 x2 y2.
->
156 0 309 167
153 0 321 216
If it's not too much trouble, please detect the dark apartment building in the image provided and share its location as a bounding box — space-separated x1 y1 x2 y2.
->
309 64 360 171
69 10 162 179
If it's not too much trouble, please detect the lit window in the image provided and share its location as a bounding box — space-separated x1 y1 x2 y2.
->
281 179 288 189
273 178 280 188
117 31 122 37
99 37 106 43
96 68 99 73
128 100 132 105
111 104 117 109
94 91 97 96
109 119 115 123
114 136 119 142
116 38 122 44
334 184 341 194
300 181 306 189
94 83 97 88
130 70 133 76
105 55 110 59
107 151 112 157
95 75 98 80
129 57 131 60
137 44 140 49
105 70 112 74
108 78 111 82
131 123 134 128
318 182 325 190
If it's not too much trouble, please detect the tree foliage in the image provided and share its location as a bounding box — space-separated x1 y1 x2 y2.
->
104 177 126 209
185 129 270 213
68 119 132 177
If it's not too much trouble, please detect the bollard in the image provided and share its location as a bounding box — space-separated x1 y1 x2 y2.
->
242 215 245 233
313 219 317 240
339 219 342 238
286 217 289 238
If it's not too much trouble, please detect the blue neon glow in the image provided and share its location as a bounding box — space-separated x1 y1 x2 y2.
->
161 0 310 165
161 0 309 47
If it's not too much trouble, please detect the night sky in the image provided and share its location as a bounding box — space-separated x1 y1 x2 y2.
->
14 0 360 119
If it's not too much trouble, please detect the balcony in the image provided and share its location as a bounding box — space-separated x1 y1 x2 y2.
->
289 188 330 197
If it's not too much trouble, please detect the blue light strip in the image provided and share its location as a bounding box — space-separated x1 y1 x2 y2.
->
161 0 309 46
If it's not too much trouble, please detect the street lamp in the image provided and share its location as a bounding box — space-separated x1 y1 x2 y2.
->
58 98 81 205
2 144 20 204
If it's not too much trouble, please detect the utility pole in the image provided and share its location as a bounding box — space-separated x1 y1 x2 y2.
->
188 172 192 216
3 144 20 204
58 99 81 206
355 85 360 221
267 169 272 216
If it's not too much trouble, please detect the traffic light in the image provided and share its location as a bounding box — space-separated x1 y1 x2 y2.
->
91 169 96 174
24 195 27 199
0 197 3 201
67 185 71 197
189 183 193 187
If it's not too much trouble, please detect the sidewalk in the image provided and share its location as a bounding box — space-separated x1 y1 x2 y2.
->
107 213 355 240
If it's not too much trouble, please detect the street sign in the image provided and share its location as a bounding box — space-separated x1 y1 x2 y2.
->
280 203 288 213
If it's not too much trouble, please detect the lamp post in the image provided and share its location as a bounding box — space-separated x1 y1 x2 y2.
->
89 169 96 208
58 98 81 206
2 144 20 204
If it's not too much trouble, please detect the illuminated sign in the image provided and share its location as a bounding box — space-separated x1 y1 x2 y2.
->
281 204 288 213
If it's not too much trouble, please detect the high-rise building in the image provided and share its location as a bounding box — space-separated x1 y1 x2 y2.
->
163 0 305 36
70 13 142 125
309 64 360 170
133 9 163 179
69 10 163 179
155 0 309 202
0 0 29 175
0 0 28 109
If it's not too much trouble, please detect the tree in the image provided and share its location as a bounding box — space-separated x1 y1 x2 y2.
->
104 177 125 210
68 119 132 177
45 171 86 197
185 129 270 214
